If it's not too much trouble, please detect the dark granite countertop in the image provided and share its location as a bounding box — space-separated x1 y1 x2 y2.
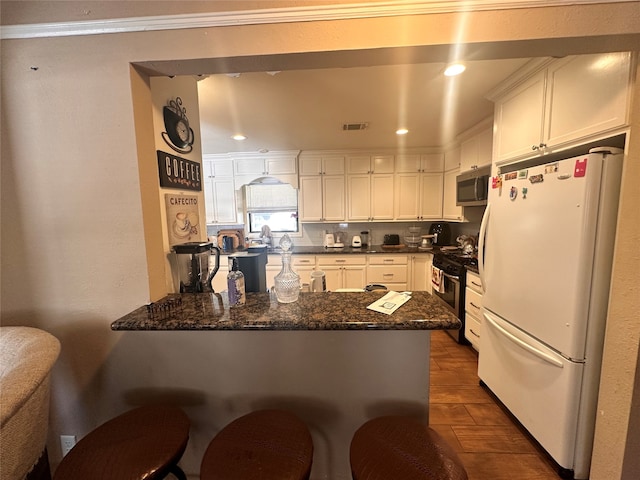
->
111 291 460 331
221 245 440 256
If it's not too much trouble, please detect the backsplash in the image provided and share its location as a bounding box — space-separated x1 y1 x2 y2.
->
207 215 483 248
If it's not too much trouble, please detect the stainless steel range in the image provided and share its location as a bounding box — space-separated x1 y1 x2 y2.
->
432 250 477 344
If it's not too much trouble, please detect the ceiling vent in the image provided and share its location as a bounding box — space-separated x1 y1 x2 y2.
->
342 122 369 131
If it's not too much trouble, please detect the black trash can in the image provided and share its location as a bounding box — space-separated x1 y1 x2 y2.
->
229 249 268 293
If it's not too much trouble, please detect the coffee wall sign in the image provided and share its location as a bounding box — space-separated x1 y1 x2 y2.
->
165 194 200 246
157 150 202 191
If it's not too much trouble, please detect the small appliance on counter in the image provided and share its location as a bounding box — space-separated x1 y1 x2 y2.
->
420 234 436 250
383 234 400 245
360 231 369 248
428 222 451 246
323 231 335 248
333 231 345 248
172 241 221 293
351 234 362 248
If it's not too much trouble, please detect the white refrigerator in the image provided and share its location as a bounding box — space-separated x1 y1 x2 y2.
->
477 147 624 479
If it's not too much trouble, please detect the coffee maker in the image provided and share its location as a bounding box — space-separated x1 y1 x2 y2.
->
173 241 221 293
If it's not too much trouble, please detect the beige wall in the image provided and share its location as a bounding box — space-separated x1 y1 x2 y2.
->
590 59 640 480
1 2 639 478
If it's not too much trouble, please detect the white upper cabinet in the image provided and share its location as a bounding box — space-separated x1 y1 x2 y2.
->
544 53 632 146
202 157 237 224
394 172 443 220
395 154 444 173
299 174 345 222
299 155 345 222
442 146 463 222
491 53 633 163
346 155 394 174
233 151 299 187
299 155 345 176
460 127 493 172
346 155 394 221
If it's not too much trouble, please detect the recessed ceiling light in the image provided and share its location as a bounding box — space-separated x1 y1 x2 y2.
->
396 128 409 135
444 63 466 76
232 134 247 141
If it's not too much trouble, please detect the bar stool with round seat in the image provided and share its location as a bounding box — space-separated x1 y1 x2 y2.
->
200 409 314 480
350 416 468 480
53 404 190 480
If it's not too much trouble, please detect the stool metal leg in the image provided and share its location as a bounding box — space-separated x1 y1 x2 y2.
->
166 465 187 480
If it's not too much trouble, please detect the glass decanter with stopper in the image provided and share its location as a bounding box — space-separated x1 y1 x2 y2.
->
273 234 300 303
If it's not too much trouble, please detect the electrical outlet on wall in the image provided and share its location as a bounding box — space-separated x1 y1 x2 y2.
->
60 435 76 457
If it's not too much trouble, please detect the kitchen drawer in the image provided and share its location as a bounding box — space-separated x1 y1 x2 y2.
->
465 287 482 318
367 254 408 265
367 265 407 284
317 255 366 266
465 311 482 351
292 255 316 267
466 270 482 293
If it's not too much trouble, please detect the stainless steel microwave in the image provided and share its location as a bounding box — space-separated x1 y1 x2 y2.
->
456 166 491 206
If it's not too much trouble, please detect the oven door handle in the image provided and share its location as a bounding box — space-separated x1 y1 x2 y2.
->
442 272 460 282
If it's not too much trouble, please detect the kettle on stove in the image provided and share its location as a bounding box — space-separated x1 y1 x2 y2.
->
456 235 476 254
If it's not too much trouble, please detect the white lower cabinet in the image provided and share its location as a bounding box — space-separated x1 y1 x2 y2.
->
465 270 483 351
409 254 433 293
317 256 367 291
292 255 317 289
267 254 317 291
213 252 418 294
367 255 408 291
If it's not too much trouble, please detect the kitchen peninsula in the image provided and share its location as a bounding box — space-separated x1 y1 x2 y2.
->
111 290 458 331
111 291 458 479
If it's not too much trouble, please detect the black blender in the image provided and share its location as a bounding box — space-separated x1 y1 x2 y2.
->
172 241 221 293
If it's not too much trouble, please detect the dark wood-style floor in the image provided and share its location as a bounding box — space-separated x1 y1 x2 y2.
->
429 330 561 480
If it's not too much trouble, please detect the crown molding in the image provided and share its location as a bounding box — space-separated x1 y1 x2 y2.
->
1 1 631 40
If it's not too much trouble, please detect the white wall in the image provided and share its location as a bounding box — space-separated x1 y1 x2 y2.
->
1 2 639 478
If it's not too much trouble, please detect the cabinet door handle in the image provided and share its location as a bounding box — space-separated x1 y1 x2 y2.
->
383 273 394 278
470 302 481 310
469 328 480 338
471 281 482 288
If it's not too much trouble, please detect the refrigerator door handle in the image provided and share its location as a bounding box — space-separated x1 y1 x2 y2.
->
484 311 564 368
478 202 490 293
